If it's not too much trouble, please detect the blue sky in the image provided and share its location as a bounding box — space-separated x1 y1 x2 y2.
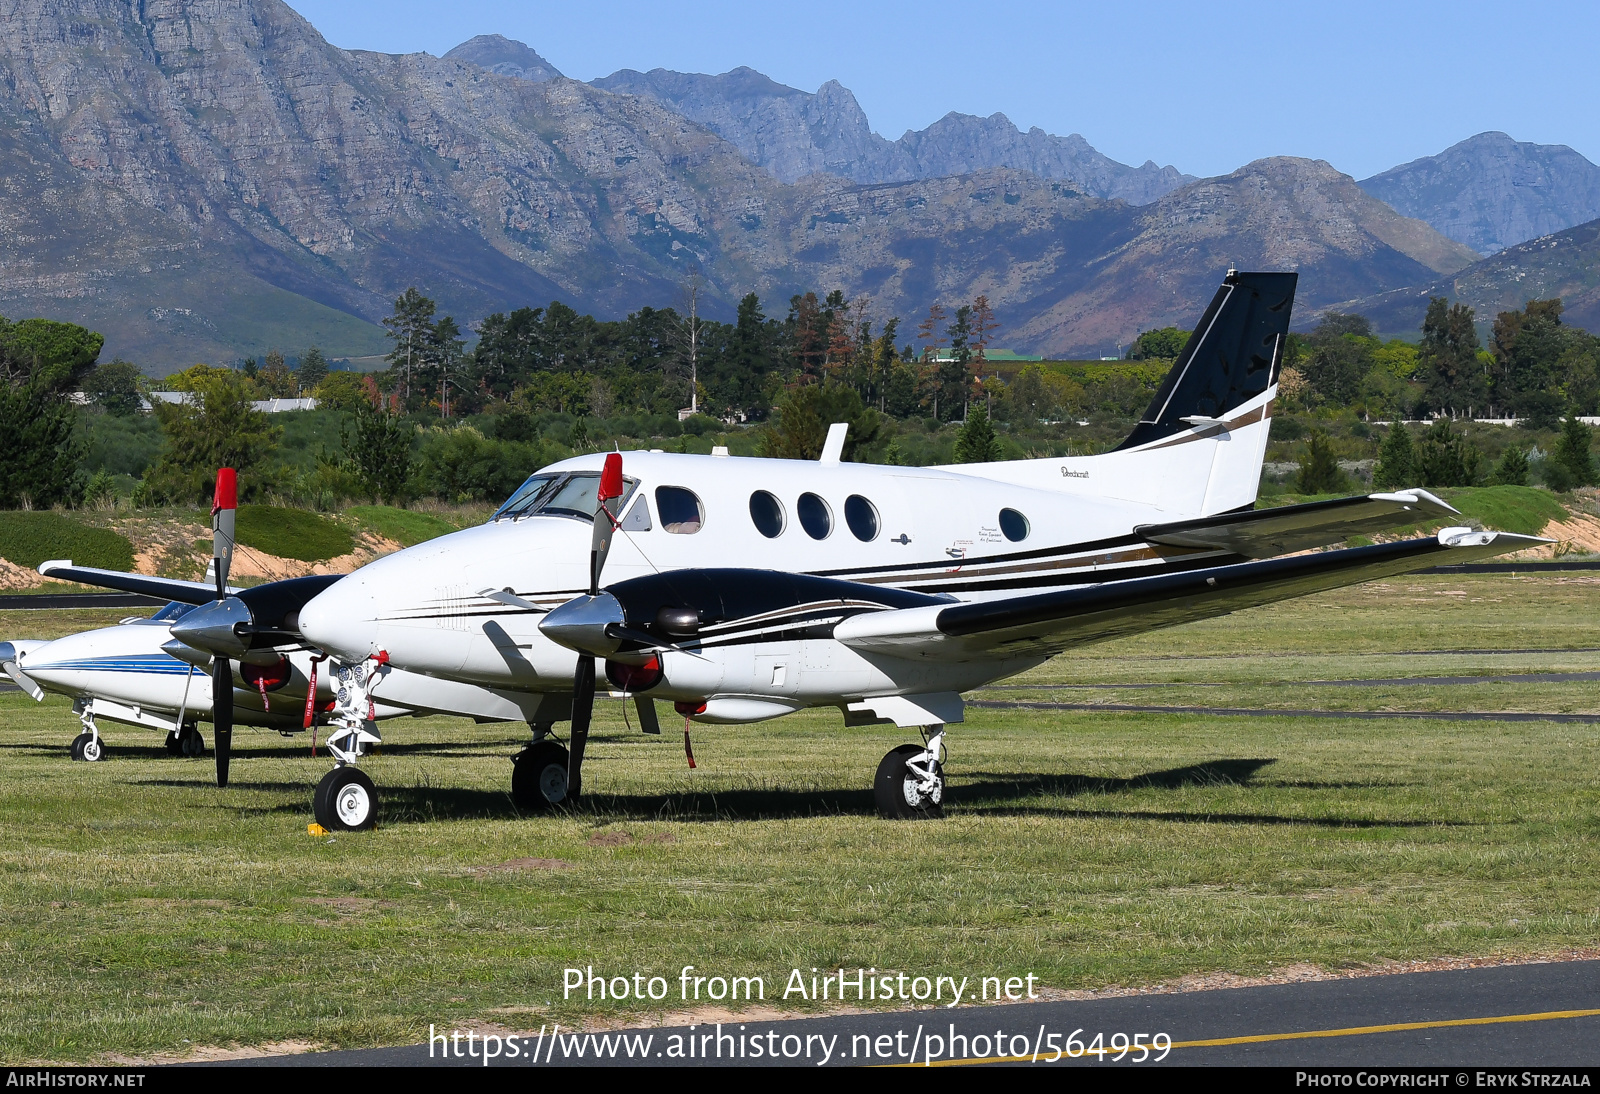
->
286 0 1598 180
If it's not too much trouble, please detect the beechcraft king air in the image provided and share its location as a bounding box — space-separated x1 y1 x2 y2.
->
43 272 1547 829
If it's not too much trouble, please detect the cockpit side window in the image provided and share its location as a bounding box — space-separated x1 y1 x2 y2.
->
656 486 705 533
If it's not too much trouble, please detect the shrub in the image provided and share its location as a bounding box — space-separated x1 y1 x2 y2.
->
414 427 549 503
234 504 353 562
0 511 133 570
1294 430 1349 494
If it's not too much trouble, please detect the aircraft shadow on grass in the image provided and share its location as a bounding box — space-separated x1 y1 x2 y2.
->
126 757 1463 829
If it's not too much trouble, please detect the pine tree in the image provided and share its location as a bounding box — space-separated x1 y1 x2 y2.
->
1295 430 1349 494
1490 445 1529 486
1372 424 1416 489
342 398 413 505
383 287 437 407
952 403 1002 463
297 346 328 393
1554 414 1597 486
1415 419 1483 487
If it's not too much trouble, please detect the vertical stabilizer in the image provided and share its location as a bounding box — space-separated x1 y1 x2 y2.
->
1115 271 1297 451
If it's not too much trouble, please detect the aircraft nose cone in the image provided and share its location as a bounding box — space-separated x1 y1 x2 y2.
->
297 578 378 662
169 597 252 659
539 592 623 657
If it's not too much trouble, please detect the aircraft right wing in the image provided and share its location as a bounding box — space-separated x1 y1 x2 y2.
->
1135 489 1458 559
835 528 1545 662
37 560 239 604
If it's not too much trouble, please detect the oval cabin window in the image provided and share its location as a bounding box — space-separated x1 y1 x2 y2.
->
797 493 833 540
844 495 879 541
749 491 785 538
999 508 1030 542
655 486 705 534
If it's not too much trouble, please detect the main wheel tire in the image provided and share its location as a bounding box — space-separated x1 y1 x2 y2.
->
180 726 206 758
69 732 89 761
314 767 378 831
165 730 183 756
874 743 944 820
512 741 571 811
80 734 105 762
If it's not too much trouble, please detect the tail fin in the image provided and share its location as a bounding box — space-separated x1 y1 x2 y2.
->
1115 271 1297 451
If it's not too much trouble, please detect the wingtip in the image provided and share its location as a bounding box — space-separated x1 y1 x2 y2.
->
37 559 72 577
1371 488 1458 515
1437 528 1552 549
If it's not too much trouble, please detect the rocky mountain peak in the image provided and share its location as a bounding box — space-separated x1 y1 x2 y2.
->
1359 131 1600 254
586 57 1192 203
441 34 563 82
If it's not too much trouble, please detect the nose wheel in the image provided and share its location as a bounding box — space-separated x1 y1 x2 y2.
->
314 766 378 831
874 728 946 820
70 732 106 762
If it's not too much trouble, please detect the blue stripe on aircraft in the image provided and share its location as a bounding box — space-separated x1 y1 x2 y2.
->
25 656 194 674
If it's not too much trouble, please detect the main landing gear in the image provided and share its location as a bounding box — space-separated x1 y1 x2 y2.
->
165 722 206 757
311 658 384 831
69 702 105 762
874 726 946 820
512 723 570 811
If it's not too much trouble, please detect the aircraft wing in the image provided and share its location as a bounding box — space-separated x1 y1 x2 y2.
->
1135 489 1458 559
37 560 239 604
834 529 1545 662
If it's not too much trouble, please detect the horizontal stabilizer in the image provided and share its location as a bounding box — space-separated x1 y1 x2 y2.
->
835 529 1547 661
1136 489 1458 559
38 560 238 604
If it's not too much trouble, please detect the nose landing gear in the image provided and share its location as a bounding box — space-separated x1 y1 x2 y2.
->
311 657 384 832
69 703 106 762
874 726 946 820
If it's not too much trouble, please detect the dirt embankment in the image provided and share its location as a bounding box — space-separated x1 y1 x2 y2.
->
1505 511 1600 560
118 517 402 582
0 516 403 589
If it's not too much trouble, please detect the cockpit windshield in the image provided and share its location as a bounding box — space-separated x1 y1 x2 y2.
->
492 472 639 523
150 601 197 623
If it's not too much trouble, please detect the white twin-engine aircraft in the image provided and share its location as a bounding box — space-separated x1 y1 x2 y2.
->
40 272 1545 830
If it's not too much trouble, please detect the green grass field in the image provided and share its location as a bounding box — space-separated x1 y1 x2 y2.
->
1 573 1598 1063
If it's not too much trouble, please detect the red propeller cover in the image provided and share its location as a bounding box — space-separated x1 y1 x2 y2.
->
599 452 624 501
240 656 292 691
212 467 238 514
606 655 662 693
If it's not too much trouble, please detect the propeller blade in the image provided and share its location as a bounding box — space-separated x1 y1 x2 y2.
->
588 453 625 596
212 468 237 596
213 655 233 788
568 653 595 799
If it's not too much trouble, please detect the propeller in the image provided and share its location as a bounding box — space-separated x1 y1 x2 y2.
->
210 468 237 787
566 453 626 799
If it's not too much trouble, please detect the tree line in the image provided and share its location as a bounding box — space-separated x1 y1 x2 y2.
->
1282 297 1600 425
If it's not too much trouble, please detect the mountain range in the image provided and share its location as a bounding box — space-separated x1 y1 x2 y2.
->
1359 132 1600 256
0 3 1595 371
